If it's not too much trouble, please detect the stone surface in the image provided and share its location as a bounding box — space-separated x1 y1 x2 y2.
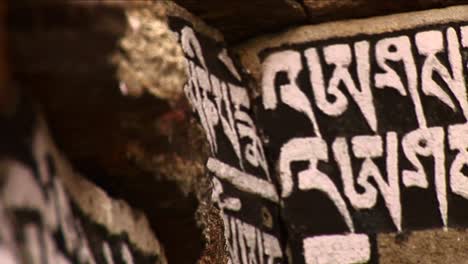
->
378 229 468 264
168 4 285 263
114 6 186 103
6 1 228 263
302 0 468 23
236 5 468 84
6 1 468 263
167 0 468 44
0 94 166 263
173 0 307 43
236 5 468 263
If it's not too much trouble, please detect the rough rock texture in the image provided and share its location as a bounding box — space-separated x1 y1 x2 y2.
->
5 1 468 264
302 0 468 23
113 7 186 102
168 1 286 263
173 0 306 43
378 229 468 264
174 0 468 44
7 1 228 263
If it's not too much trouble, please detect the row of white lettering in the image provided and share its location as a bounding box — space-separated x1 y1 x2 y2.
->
262 26 468 136
224 215 282 264
177 22 468 264
280 124 468 232
180 26 271 180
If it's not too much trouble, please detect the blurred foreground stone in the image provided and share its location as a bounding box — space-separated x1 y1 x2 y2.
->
0 94 166 263
7 1 228 263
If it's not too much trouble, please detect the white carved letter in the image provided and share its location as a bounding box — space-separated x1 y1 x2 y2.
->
305 43 377 131
375 36 424 127
280 137 354 232
334 137 377 209
263 50 321 137
402 127 447 227
449 124 468 199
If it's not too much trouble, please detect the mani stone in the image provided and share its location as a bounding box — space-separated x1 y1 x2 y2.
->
235 4 468 264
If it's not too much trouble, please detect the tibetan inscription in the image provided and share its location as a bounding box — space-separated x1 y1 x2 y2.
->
169 17 284 264
236 5 468 264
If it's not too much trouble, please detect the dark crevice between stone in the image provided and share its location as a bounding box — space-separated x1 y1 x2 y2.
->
239 59 292 264
171 0 468 46
295 0 312 21
301 0 468 25
173 0 308 45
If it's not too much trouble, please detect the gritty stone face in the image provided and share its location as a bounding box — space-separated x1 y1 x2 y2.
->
115 7 187 104
378 229 468 264
7 1 228 263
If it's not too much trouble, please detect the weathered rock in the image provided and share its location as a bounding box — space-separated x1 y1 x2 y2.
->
236 5 468 263
6 0 468 263
158 0 468 44
378 229 468 264
7 1 228 263
0 94 166 263
168 1 286 263
302 0 468 23
173 0 306 43
115 14 184 102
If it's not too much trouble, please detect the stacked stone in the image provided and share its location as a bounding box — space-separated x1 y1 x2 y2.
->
4 1 468 264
